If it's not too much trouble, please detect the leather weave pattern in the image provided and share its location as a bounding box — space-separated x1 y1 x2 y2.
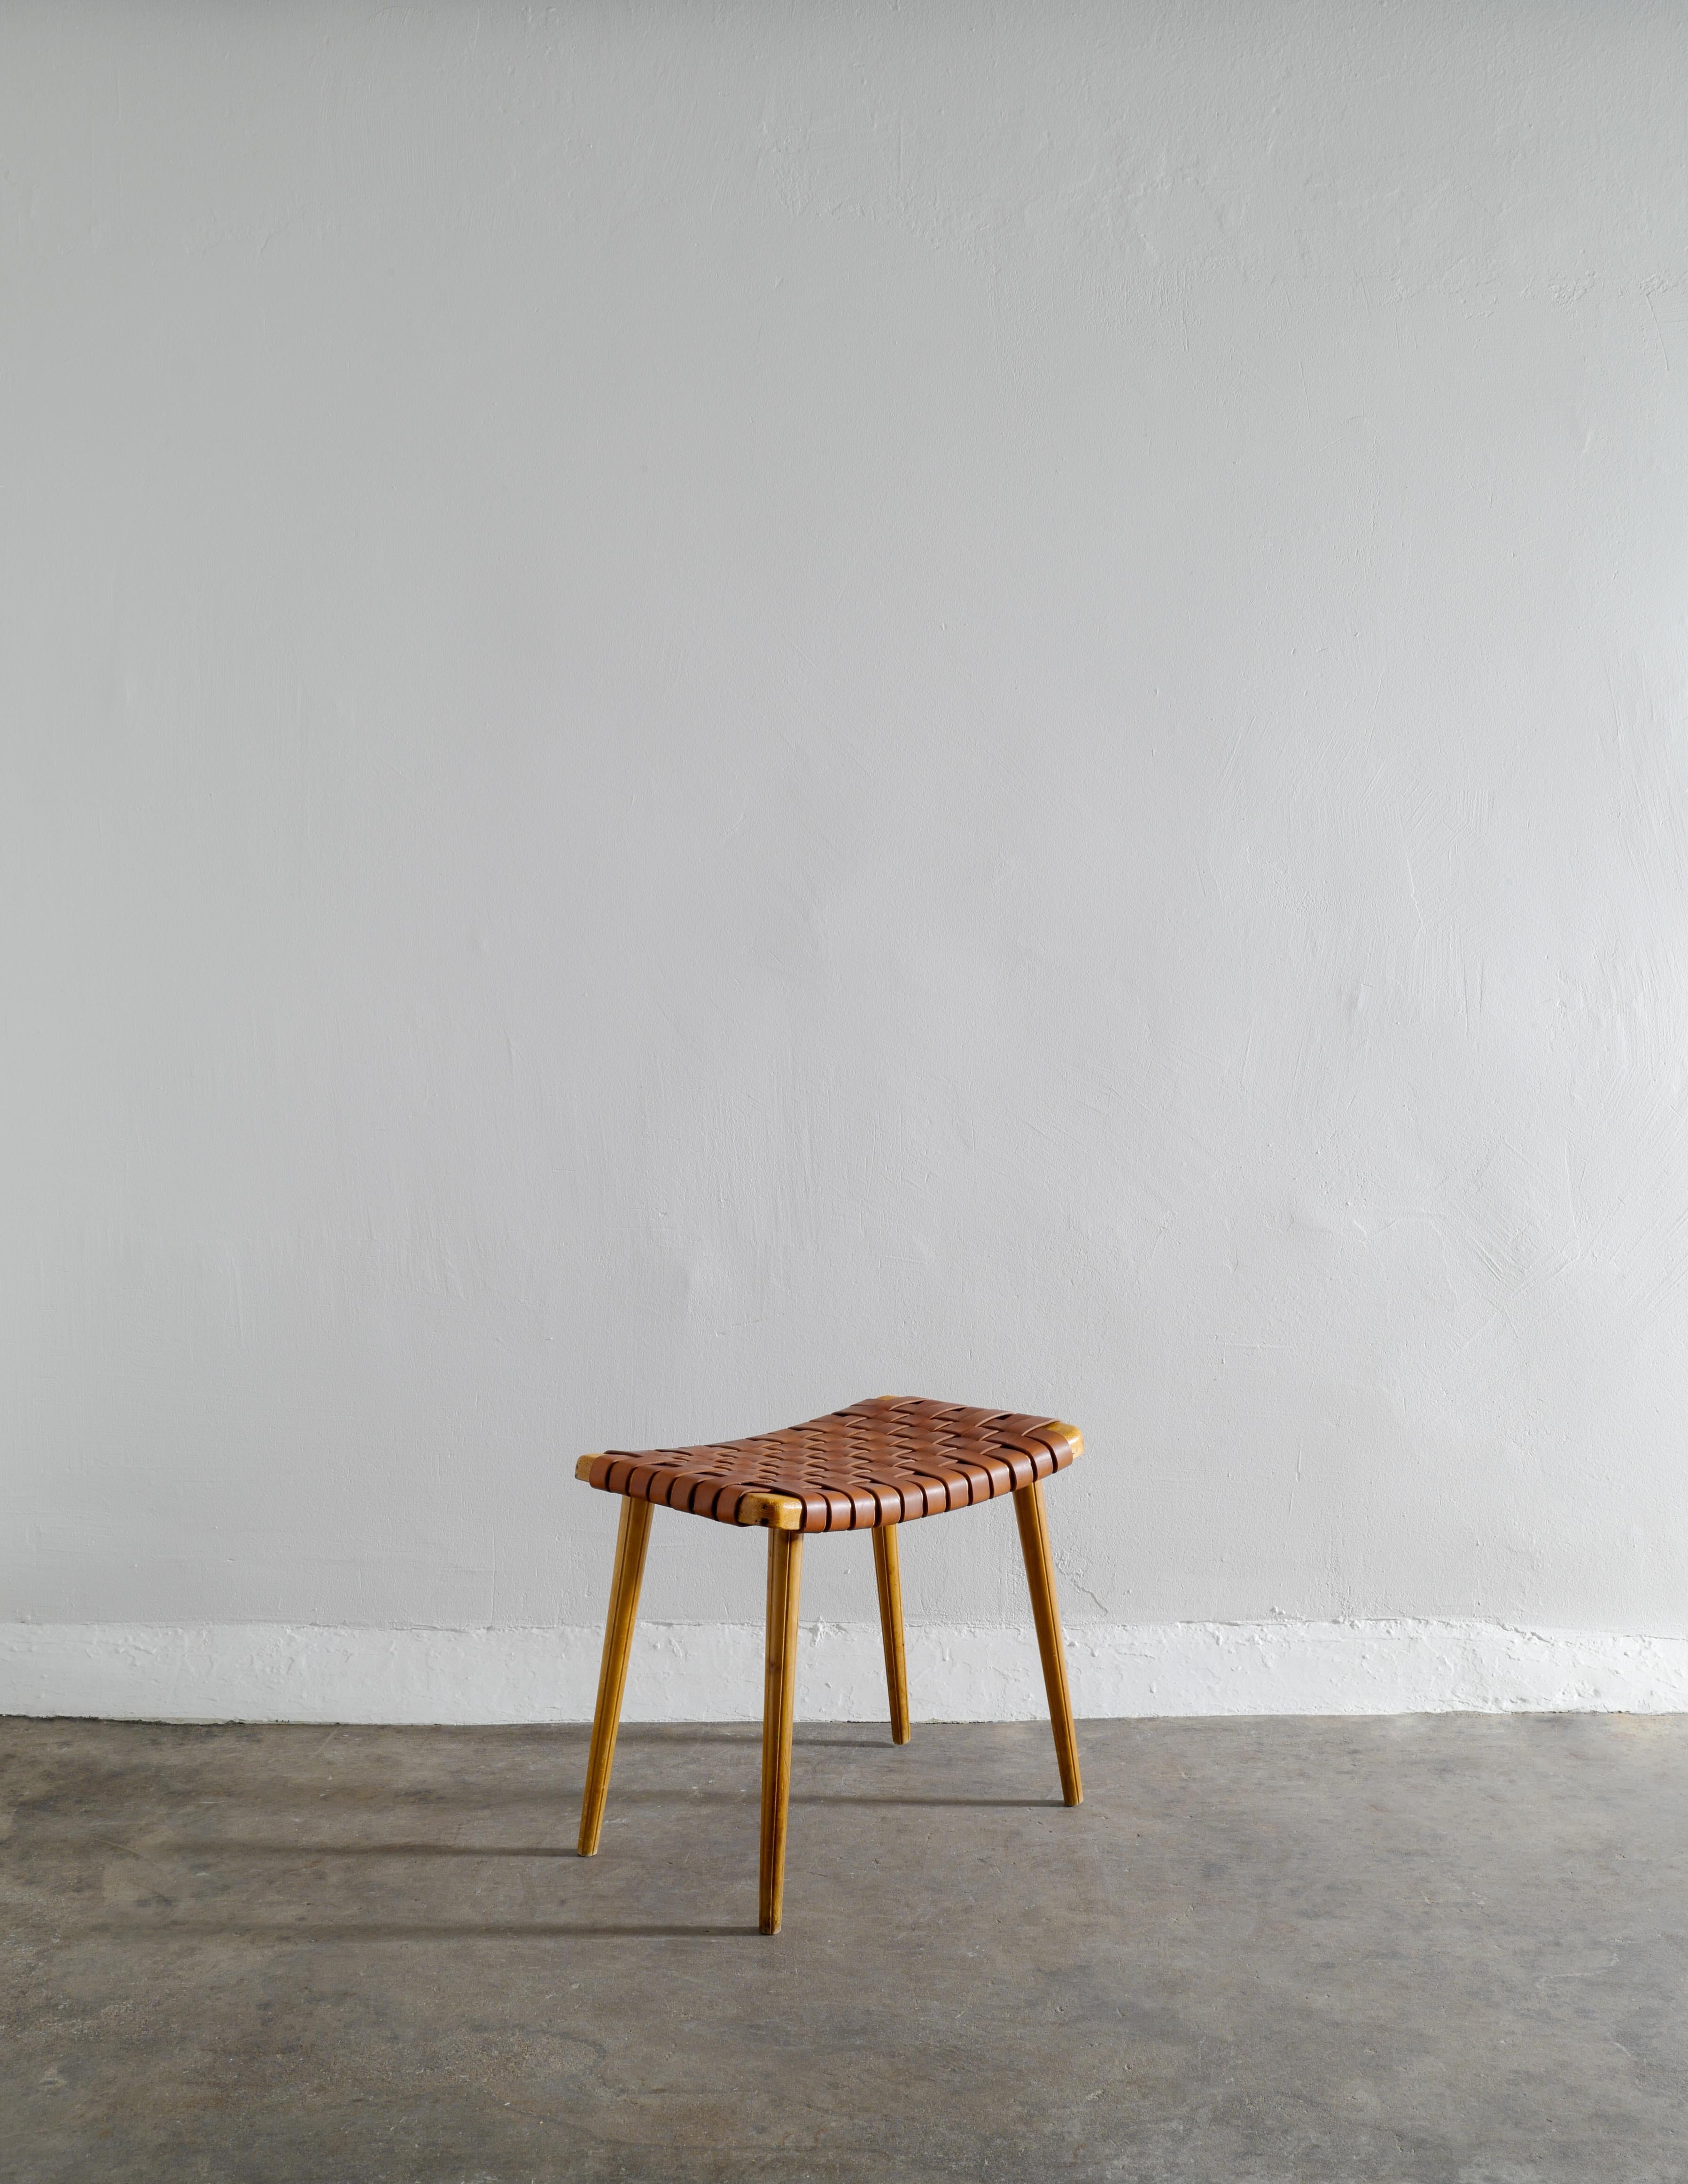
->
581 1396 1081 1531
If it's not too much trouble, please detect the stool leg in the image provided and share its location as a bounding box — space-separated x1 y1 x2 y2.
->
871 1526 911 1744
1012 1479 1082 1806
577 1496 653 1856
759 1526 804 1934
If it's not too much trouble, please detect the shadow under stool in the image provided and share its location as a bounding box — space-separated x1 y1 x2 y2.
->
574 1394 1084 1933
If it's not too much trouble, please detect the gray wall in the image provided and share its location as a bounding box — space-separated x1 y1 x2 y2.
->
7 3 1688 1669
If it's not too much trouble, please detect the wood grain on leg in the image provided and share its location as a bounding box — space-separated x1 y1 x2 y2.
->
577 1496 653 1856
759 1526 805 1934
1012 1479 1082 1806
871 1525 911 1744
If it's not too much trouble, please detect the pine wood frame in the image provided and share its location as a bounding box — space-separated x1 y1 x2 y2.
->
573 1445 1082 1934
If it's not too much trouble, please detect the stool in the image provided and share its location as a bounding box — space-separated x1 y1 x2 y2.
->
574 1394 1083 1933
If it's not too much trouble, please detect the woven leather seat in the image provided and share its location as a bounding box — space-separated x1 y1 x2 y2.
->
574 1394 1083 1932
579 1395 1081 1532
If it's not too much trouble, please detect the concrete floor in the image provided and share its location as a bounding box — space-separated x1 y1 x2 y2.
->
3 1714 1685 2182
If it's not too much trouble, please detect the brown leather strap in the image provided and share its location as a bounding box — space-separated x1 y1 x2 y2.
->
577 1396 1081 1532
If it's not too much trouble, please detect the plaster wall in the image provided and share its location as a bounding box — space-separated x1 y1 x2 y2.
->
6 2 1688 1714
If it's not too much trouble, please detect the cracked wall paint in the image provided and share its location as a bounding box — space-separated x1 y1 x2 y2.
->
8 1619 1688 1726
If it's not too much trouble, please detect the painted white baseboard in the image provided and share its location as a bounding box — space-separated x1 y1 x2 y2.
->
3 1617 1688 1725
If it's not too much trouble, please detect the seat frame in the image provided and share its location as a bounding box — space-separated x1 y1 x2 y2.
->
574 1418 1083 1934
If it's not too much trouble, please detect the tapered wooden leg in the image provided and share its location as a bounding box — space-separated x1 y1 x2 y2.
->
577 1496 653 1856
871 1525 911 1744
758 1526 804 1934
1012 1479 1082 1806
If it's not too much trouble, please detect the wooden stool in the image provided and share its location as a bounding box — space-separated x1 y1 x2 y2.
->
574 1395 1083 1933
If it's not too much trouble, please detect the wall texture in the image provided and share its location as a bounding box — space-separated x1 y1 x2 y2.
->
6 1 1688 1719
